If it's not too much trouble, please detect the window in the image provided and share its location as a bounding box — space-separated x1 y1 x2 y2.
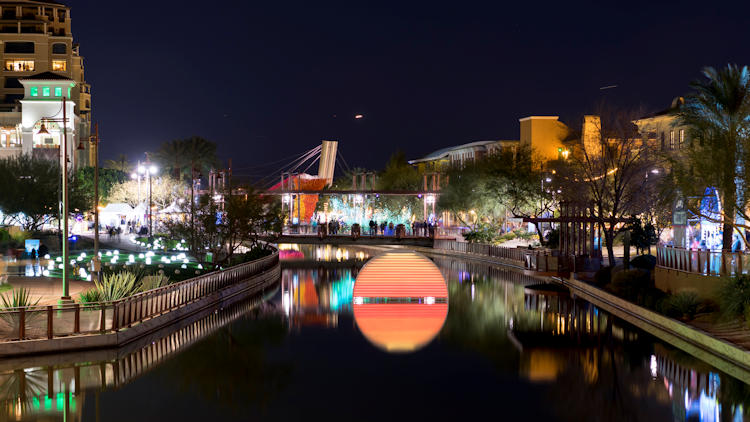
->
52 60 66 71
42 86 50 97
4 59 34 71
679 129 685 148
660 132 665 150
669 130 675 149
30 86 38 96
67 87 71 97
54 87 62 97
4 42 34 54
52 43 66 54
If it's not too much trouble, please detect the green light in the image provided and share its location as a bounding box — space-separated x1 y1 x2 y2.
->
32 397 40 410
69 393 76 411
56 392 64 410
67 87 71 97
54 87 62 97
42 86 50 97
44 396 51 410
558 147 562 152
30 86 38 96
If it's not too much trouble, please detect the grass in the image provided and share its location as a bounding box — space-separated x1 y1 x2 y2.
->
0 284 13 294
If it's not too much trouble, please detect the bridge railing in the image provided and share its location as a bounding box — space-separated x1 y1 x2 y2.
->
0 250 279 342
433 239 599 273
657 246 750 277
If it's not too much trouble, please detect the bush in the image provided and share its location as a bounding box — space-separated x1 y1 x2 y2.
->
663 292 701 320
0 288 40 308
79 289 102 304
631 254 656 271
94 271 140 301
140 274 171 292
717 275 750 321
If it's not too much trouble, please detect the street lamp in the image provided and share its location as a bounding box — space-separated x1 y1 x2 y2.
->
139 163 158 237
37 97 72 302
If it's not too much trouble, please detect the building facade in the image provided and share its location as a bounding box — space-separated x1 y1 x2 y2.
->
0 0 91 169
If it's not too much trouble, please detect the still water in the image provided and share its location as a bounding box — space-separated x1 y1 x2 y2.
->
1 244 749 421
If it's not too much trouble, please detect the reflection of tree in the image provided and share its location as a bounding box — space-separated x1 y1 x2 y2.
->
439 277 530 370
160 309 292 414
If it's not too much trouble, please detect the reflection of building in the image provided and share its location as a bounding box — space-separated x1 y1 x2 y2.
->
0 1 92 169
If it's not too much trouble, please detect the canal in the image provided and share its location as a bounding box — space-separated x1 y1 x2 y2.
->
0 244 747 421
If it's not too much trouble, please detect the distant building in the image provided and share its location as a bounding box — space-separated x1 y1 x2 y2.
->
408 116 569 170
0 0 91 169
634 97 689 152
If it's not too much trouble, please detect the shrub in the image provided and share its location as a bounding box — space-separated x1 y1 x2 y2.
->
140 274 171 292
0 288 40 308
94 271 139 301
79 289 102 304
717 275 750 320
663 292 701 320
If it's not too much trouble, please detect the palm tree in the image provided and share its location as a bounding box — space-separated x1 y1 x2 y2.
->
103 154 130 173
152 137 219 182
677 64 750 250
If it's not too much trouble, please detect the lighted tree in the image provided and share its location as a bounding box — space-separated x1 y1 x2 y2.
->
556 107 661 265
107 176 187 209
152 137 219 182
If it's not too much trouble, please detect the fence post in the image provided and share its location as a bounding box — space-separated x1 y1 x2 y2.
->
47 306 53 339
113 303 119 331
74 304 80 334
18 308 25 340
100 304 106 332
738 251 744 275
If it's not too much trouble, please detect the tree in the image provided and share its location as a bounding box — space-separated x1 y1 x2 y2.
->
0 155 60 232
69 166 128 212
673 64 750 250
152 137 219 182
438 158 503 230
557 108 660 265
163 189 282 265
107 176 187 209
103 154 131 173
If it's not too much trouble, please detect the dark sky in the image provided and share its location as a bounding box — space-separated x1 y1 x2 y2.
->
66 0 749 177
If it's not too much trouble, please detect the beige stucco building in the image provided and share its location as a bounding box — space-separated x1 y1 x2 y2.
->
0 0 91 169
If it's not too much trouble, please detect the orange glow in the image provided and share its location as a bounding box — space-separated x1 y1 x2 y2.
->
353 252 448 352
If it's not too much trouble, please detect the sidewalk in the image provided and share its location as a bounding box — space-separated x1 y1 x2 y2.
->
78 232 145 253
4 276 91 305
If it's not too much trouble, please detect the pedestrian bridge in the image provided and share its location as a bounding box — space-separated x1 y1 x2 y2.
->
264 234 435 247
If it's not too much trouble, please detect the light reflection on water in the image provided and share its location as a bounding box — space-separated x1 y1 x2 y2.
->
0 245 748 421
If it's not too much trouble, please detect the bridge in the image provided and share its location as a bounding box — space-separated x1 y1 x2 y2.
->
264 233 435 247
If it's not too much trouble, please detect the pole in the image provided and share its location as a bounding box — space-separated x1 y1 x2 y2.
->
148 172 153 237
92 123 101 281
190 159 195 254
61 97 70 301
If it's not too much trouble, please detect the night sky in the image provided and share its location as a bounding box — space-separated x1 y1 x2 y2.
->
67 0 749 176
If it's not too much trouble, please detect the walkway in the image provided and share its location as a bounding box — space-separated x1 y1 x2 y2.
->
5 276 91 305
267 234 434 247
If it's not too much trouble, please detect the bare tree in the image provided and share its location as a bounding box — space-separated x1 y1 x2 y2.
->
556 107 662 265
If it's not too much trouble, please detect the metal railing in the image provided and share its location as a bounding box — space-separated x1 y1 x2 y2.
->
657 246 750 277
0 250 279 342
432 239 595 273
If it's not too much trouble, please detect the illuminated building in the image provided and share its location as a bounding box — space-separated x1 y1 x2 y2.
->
0 0 91 169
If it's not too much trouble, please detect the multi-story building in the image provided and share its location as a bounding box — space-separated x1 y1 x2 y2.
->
0 0 91 169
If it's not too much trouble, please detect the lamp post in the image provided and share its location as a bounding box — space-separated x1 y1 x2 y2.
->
139 163 158 237
38 97 72 302
89 124 101 281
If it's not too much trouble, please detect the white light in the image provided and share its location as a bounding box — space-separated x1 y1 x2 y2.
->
651 169 660 174
424 296 436 305
650 355 658 378
106 251 112 256
145 258 152 265
149 165 158 175
56 257 62 262
181 264 187 269
80 252 87 258
545 177 552 182
43 254 50 259
353 297 364 305
76 256 83 262
138 165 145 174
42 270 50 277
129 254 135 262
113 250 119 255
138 253 145 259
69 259 76 265
58 264 63 269
86 275 91 281
182 258 189 264
197 264 203 269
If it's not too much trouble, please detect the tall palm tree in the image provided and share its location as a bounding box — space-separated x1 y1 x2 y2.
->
677 64 750 250
103 154 130 173
152 137 219 182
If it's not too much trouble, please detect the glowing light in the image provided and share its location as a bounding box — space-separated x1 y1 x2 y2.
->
352 251 448 353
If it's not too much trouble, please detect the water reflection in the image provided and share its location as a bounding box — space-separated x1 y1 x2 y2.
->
2 247 750 420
